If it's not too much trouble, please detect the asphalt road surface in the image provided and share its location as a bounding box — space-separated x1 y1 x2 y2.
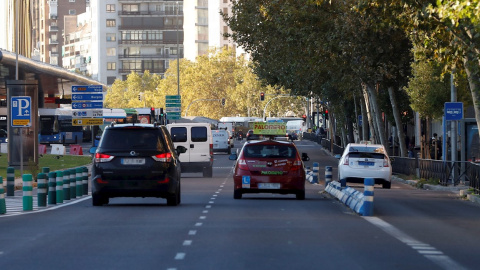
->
1 139 479 270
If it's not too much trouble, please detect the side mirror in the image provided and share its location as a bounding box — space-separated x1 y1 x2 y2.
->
176 145 187 155
334 154 342 159
229 153 238 160
89 147 97 154
301 153 310 161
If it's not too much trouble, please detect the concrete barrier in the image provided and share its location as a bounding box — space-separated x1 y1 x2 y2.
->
48 172 56 205
75 168 83 197
325 166 332 187
82 167 88 195
23 174 33 211
56 171 64 204
325 178 375 216
37 173 47 207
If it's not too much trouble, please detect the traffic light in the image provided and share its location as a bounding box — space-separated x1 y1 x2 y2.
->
302 114 306 122
260 92 265 101
325 109 329 120
221 98 225 106
159 108 164 117
138 94 141 101
150 107 155 123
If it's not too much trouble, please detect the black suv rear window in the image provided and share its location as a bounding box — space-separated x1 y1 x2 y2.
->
243 144 297 158
100 128 166 151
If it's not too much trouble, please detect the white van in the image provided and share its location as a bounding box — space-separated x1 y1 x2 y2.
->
212 130 231 154
286 120 307 140
167 123 214 177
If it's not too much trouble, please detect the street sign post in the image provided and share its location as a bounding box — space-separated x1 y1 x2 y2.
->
72 93 103 101
72 109 103 118
444 102 463 120
72 85 103 93
72 102 103 109
11 96 32 127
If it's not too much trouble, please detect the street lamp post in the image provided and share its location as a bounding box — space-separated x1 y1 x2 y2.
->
176 1 180 96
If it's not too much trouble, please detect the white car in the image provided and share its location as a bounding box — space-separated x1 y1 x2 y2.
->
337 143 392 189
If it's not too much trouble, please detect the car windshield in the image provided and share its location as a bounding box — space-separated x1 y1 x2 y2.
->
100 129 166 151
243 144 297 158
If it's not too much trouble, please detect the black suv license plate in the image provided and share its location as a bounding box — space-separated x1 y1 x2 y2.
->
121 158 145 165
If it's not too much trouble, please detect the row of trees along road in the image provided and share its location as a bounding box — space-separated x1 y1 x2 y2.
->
223 0 478 157
105 48 306 121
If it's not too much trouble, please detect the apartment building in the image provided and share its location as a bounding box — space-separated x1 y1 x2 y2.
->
32 0 88 66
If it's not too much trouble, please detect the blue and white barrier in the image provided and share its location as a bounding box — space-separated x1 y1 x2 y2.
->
325 166 332 187
306 164 319 184
325 178 375 216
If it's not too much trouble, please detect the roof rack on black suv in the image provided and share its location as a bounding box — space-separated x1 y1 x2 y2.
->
90 123 187 206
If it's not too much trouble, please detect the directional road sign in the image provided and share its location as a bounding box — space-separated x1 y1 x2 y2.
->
11 96 32 127
72 110 103 118
72 118 104 126
165 107 181 112
72 102 103 109
72 85 103 93
72 93 103 101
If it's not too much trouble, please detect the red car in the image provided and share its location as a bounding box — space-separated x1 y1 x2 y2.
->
229 139 309 200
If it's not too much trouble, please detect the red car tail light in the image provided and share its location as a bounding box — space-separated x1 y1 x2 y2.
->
96 178 108 184
157 177 170 184
291 158 303 171
152 152 172 162
95 153 114 163
237 159 249 170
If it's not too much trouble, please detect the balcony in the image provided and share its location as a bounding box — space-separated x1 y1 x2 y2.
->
118 10 183 16
118 68 166 74
49 26 59 32
118 53 184 59
118 25 183 30
118 39 184 45
49 51 59 57
49 39 59 45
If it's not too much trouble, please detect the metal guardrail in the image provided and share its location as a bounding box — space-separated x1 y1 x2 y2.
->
303 132 480 194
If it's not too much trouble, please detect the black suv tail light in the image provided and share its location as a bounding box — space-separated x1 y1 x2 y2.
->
95 153 114 163
152 152 172 162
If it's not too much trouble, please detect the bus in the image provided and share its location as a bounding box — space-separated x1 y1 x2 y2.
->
218 116 263 137
39 108 84 144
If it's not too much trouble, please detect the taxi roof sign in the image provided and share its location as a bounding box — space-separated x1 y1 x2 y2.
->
252 122 286 136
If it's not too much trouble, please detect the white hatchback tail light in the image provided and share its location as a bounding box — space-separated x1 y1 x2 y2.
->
383 157 389 167
343 155 349 165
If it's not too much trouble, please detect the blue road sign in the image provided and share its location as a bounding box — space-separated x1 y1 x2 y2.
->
445 102 463 121
11 96 32 127
72 102 103 109
72 93 103 101
72 85 103 93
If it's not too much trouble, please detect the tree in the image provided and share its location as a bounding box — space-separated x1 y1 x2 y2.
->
105 71 162 108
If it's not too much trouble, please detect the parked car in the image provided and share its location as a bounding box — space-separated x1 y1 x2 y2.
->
212 129 231 154
90 123 187 206
229 139 309 200
167 123 214 177
337 143 392 189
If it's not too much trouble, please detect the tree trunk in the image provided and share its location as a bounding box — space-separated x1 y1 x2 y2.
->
360 93 368 142
463 55 480 152
362 85 376 143
367 83 387 147
388 86 408 157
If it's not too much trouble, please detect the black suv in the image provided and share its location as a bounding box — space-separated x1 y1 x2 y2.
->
90 123 186 206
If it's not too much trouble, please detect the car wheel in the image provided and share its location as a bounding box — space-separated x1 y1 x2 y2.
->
296 190 305 200
203 166 213 178
167 181 181 206
233 189 242 199
382 181 391 189
92 193 105 206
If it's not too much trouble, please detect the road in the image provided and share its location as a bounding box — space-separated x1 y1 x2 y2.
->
1 140 480 270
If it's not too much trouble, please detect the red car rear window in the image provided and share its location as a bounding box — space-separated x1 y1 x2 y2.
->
243 144 297 158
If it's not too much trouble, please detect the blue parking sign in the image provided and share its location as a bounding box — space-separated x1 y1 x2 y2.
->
11 96 32 127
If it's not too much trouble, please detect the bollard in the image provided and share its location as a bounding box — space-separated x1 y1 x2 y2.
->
312 162 319 184
42 167 50 174
0 177 6 214
82 167 88 195
325 166 332 187
48 172 56 205
63 170 70 200
56 171 64 204
69 169 76 199
76 168 83 197
23 174 33 211
362 178 375 216
37 173 47 207
7 167 15 196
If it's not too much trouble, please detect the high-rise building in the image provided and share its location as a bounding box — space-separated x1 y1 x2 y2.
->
89 0 184 85
31 0 88 66
0 0 33 57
